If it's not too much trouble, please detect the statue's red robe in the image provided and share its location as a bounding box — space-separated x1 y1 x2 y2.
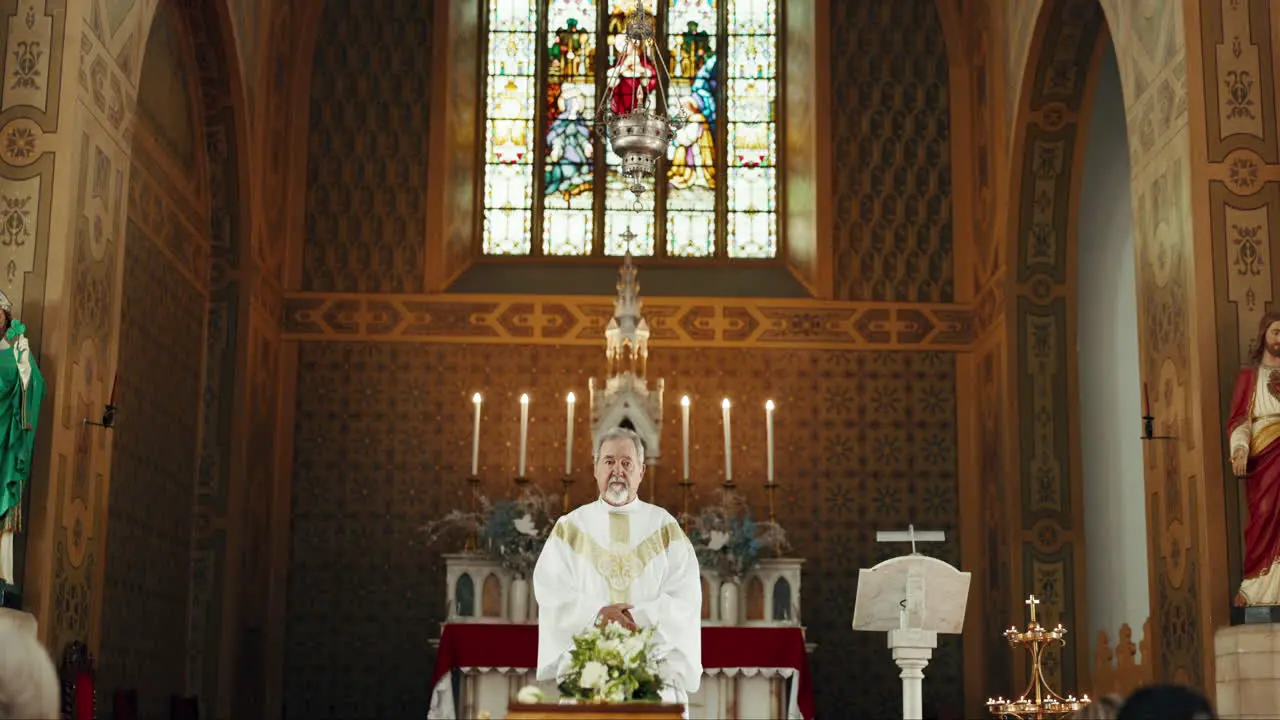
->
1229 365 1280 605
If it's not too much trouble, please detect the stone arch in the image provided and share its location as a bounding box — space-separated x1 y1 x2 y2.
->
1001 0 1210 696
1000 0 1112 696
96 0 252 714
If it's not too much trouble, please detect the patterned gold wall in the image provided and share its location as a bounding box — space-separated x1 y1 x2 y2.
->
301 0 432 294
284 343 963 718
830 0 954 303
96 3 210 715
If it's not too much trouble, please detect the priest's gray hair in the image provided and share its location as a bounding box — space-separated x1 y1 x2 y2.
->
594 426 645 463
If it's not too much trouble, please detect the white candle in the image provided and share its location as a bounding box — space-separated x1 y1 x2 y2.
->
518 393 530 478
565 392 576 475
681 395 691 480
765 400 775 484
471 393 483 476
721 398 732 481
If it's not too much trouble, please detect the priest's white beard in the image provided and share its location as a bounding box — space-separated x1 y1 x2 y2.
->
602 478 632 506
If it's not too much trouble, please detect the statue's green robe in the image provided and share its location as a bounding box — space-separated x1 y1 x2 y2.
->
0 339 43 526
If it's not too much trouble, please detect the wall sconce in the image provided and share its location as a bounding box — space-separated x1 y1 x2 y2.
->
84 375 117 430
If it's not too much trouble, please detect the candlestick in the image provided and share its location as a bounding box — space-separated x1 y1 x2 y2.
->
721 398 733 486
465 474 482 551
764 480 778 524
561 474 574 513
518 393 530 479
565 392 576 475
765 399 775 484
471 393 483 476
679 476 694 523
681 395 691 480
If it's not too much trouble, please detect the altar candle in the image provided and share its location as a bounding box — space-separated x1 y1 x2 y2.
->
518 394 530 478
109 373 117 406
721 398 733 481
471 393 482 476
681 396 691 480
765 399 775 483
1142 382 1151 416
565 392 576 475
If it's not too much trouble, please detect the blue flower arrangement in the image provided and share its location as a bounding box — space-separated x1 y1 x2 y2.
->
421 487 559 578
681 490 788 581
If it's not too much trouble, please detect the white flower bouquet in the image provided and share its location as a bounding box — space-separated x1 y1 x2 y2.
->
557 621 665 703
420 488 559 578
681 490 788 581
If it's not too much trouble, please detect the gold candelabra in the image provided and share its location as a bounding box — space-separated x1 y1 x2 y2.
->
987 595 1091 719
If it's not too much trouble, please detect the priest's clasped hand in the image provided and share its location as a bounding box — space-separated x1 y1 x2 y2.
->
597 603 637 631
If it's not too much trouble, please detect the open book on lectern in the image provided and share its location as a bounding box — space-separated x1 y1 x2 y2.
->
851 553 971 634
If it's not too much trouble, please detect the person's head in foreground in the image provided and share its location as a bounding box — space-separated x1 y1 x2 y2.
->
0 626 60 720
594 427 645 507
1117 683 1215 720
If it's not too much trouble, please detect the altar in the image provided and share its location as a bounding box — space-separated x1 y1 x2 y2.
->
427 622 815 720
425 252 814 719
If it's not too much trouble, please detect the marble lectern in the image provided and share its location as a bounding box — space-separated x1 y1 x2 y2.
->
852 528 970 720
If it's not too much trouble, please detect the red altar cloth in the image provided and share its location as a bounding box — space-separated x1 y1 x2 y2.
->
432 623 815 719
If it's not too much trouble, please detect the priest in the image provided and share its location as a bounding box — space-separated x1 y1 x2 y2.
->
533 426 703 707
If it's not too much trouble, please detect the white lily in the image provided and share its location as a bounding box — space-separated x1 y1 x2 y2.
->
513 513 537 536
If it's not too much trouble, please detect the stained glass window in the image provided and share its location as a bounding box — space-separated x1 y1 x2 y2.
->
480 0 778 259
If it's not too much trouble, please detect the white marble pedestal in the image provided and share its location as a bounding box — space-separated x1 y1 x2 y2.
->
887 628 937 720
1215 623 1280 717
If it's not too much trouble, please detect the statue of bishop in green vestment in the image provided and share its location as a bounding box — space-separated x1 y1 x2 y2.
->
0 291 44 586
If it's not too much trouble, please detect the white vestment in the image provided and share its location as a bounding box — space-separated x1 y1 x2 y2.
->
533 498 703 702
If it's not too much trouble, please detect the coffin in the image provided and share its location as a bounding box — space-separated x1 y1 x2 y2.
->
505 702 685 719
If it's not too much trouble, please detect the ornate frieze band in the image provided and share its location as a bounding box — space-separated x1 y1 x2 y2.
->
282 293 975 350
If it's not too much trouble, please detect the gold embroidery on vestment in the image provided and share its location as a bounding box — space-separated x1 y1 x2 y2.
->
553 517 687 604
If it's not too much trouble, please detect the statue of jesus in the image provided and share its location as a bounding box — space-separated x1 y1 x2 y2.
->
1230 311 1280 606
533 427 702 709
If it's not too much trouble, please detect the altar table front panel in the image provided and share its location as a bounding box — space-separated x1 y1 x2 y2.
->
428 623 814 720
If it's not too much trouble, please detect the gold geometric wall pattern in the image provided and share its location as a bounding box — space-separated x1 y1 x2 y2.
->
1200 0 1278 361
0 0 68 350
301 0 431 295
283 294 975 350
829 0 954 303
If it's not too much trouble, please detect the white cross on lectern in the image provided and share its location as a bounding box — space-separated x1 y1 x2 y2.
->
875 524 946 555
